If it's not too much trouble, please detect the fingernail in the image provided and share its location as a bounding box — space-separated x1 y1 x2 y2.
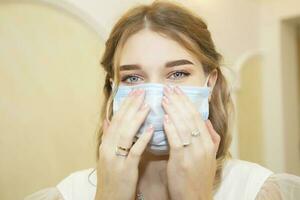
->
129 89 136 96
148 124 154 131
133 89 140 96
174 86 180 94
164 114 170 123
164 85 172 94
174 86 183 95
162 96 169 104
136 89 145 96
141 102 149 110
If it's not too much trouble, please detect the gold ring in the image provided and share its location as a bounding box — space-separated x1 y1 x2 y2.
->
182 142 191 147
115 146 130 157
117 146 130 152
191 129 201 137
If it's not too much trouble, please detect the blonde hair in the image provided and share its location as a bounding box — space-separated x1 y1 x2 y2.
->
96 0 233 191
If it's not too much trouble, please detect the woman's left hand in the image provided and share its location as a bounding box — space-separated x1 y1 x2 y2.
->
161 85 221 200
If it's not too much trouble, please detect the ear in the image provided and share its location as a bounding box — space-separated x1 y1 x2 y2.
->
109 78 114 87
208 69 218 101
208 69 218 88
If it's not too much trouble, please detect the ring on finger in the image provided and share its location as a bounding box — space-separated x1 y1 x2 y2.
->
191 128 201 137
182 141 191 147
115 145 130 157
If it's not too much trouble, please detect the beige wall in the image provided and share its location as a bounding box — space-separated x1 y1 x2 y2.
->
297 27 300 150
259 0 300 174
1 0 300 199
0 2 104 199
59 0 262 67
281 18 300 175
236 55 264 165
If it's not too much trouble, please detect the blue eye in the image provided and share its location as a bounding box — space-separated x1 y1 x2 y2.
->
121 74 142 83
169 71 190 80
121 70 191 84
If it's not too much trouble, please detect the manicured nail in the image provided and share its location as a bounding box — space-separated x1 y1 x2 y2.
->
162 96 169 104
148 124 154 131
137 89 145 96
174 86 181 94
175 86 184 95
164 114 170 123
133 89 139 96
167 85 173 93
164 85 172 94
141 102 149 110
163 86 168 94
129 89 136 96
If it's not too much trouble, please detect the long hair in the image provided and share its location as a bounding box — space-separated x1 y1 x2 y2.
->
96 0 233 191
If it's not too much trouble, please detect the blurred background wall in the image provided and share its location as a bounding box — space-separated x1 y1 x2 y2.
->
0 0 299 199
0 1 104 199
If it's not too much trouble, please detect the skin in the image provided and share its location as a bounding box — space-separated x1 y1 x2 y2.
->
95 29 220 200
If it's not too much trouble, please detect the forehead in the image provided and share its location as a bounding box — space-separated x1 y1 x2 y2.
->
119 29 200 67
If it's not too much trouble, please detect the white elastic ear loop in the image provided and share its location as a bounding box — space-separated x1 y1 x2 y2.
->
204 73 211 87
111 81 115 90
204 73 213 98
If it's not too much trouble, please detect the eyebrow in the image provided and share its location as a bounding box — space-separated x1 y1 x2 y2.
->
119 59 194 71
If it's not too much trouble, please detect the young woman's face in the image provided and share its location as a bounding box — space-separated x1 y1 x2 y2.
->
117 29 208 87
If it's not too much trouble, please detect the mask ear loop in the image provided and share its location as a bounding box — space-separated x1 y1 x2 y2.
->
204 73 211 87
111 81 115 90
204 73 213 101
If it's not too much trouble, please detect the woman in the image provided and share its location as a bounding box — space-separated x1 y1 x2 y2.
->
25 1 300 200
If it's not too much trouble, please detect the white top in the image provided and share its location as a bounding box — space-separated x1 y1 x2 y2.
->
24 158 300 200
213 159 273 199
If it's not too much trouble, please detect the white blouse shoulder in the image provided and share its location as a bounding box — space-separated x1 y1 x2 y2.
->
214 159 273 199
24 168 96 200
24 187 64 200
255 172 300 199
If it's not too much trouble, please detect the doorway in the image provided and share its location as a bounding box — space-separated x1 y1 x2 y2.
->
281 16 300 175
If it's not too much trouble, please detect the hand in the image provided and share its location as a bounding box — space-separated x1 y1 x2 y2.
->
95 88 154 200
161 85 221 200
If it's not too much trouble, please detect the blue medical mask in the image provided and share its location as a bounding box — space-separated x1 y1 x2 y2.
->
112 75 212 155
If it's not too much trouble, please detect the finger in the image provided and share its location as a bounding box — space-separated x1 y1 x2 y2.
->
112 89 140 122
103 118 109 132
173 86 211 142
169 86 213 151
205 120 221 155
127 124 154 165
172 85 199 128
99 118 111 157
163 114 183 152
173 86 203 125
162 87 191 145
121 89 147 124
166 85 214 151
117 102 151 149
173 85 214 150
101 118 110 141
109 89 145 141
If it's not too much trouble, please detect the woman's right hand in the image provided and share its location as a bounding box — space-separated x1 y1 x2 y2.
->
95 88 154 200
